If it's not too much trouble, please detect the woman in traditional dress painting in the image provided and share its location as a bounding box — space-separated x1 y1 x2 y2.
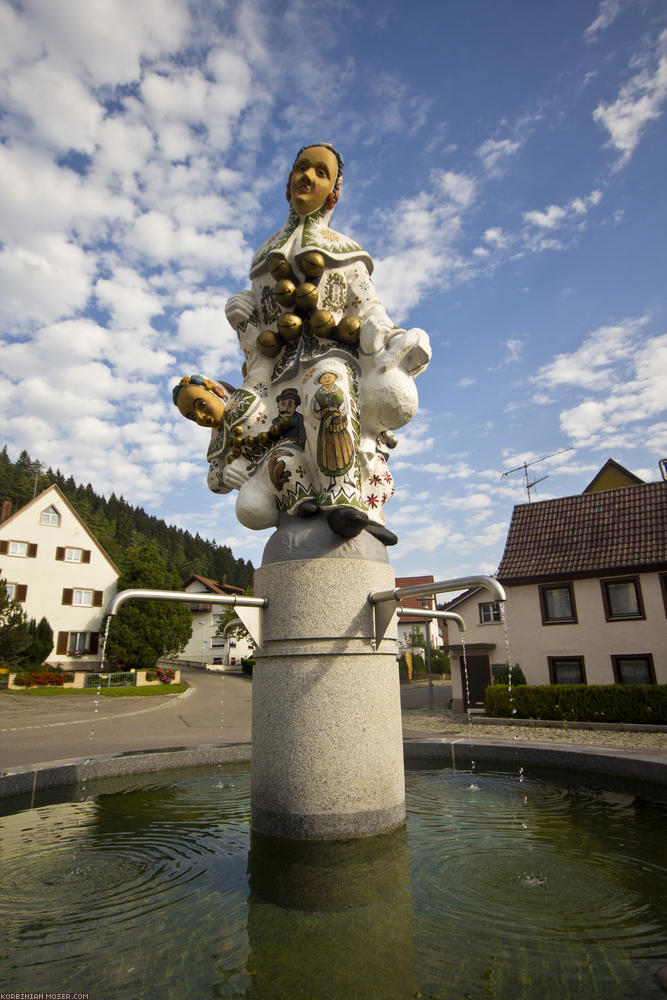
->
311 371 354 485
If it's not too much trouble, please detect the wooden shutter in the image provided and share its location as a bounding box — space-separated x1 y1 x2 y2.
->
16 584 27 602
93 590 103 607
82 550 91 564
62 588 73 605
89 632 99 654
28 543 37 557
56 547 65 561
56 631 68 654
0 541 7 555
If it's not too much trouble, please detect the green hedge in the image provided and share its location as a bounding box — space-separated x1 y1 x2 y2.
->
485 684 667 724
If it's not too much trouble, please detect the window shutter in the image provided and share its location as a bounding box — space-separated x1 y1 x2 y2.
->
16 584 27 602
89 632 99 654
0 541 7 555
93 590 103 607
56 631 68 654
56 547 65 561
28 543 38 557
62 588 73 605
83 550 91 564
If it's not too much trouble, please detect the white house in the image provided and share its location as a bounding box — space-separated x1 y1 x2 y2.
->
395 575 444 652
0 485 119 665
175 574 255 669
445 461 667 710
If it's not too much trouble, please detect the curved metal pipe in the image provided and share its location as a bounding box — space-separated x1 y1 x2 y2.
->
397 606 466 633
369 574 506 606
105 589 267 617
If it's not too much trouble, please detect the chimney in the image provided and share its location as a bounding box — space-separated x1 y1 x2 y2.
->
1 500 11 524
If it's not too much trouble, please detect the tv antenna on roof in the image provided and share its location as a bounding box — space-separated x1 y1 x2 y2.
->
500 448 573 502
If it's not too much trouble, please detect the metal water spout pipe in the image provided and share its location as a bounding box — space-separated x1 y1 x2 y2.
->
369 574 505 644
396 607 466 633
104 589 267 646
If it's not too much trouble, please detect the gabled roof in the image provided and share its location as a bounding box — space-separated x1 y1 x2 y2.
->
0 483 120 575
497 481 667 583
582 458 645 493
183 574 244 595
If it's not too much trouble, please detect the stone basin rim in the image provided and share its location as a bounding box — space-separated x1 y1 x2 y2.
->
1 738 666 803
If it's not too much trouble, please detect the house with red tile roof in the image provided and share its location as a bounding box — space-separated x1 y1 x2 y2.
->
395 575 446 652
445 461 667 710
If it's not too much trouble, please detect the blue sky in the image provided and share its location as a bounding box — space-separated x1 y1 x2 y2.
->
1 0 665 578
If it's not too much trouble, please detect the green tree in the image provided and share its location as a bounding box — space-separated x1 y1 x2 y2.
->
0 577 31 668
21 617 54 668
105 540 192 670
408 624 426 648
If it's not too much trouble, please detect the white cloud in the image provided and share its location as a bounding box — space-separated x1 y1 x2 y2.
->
584 0 623 40
532 316 647 391
477 137 522 173
593 28 667 167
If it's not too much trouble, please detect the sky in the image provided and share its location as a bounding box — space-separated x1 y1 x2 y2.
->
1 0 666 580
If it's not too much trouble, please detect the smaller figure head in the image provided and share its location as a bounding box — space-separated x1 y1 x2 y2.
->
317 371 338 390
287 143 343 215
172 376 229 428
277 387 300 416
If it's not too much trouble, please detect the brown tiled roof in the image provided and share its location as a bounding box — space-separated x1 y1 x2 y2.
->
395 575 435 617
497 482 667 582
182 574 244 595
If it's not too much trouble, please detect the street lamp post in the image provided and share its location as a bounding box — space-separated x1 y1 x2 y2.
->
198 620 206 669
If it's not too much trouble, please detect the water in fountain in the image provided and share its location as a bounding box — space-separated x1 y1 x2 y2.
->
1 763 665 999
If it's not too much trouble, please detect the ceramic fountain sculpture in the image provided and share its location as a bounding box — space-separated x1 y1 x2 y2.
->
174 144 431 838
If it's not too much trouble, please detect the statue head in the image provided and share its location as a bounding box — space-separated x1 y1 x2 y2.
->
172 375 230 427
286 143 343 215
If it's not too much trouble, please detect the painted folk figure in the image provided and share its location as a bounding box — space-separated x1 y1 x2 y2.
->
173 144 431 545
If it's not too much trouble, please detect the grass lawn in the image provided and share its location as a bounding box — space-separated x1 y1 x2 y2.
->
0 684 188 697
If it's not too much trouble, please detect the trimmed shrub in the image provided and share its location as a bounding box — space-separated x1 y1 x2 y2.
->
241 657 254 675
485 683 667 724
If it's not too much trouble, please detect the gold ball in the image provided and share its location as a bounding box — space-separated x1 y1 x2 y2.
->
337 315 361 344
257 431 270 445
277 313 303 341
279 415 292 429
225 453 236 464
269 424 281 438
310 309 335 338
300 252 325 279
295 282 319 313
270 256 291 281
257 330 282 357
245 435 256 447
274 279 296 308
231 425 243 438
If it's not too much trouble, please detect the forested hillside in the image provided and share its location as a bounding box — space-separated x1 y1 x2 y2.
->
0 446 253 588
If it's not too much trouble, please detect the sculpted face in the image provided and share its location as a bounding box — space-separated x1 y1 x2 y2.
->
177 385 225 427
289 146 338 216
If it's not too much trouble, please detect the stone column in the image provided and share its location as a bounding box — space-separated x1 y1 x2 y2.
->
251 525 403 840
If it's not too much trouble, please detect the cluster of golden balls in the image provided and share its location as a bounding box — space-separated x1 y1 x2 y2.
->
225 414 294 464
257 251 361 358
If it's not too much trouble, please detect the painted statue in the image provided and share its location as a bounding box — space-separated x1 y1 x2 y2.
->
173 143 430 545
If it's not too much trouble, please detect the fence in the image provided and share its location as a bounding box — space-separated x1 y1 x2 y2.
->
84 672 136 688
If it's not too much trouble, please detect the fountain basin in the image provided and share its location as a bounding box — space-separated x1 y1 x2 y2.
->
1 755 666 999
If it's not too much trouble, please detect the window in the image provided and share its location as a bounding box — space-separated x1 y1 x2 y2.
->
62 588 103 607
4 583 27 602
420 597 432 609
2 540 37 558
40 506 60 526
56 547 90 563
479 601 501 624
611 655 655 685
601 576 645 621
6 583 15 599
539 584 577 624
548 656 586 685
69 632 89 653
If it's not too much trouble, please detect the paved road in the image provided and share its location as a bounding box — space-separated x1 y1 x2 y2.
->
0 669 252 769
